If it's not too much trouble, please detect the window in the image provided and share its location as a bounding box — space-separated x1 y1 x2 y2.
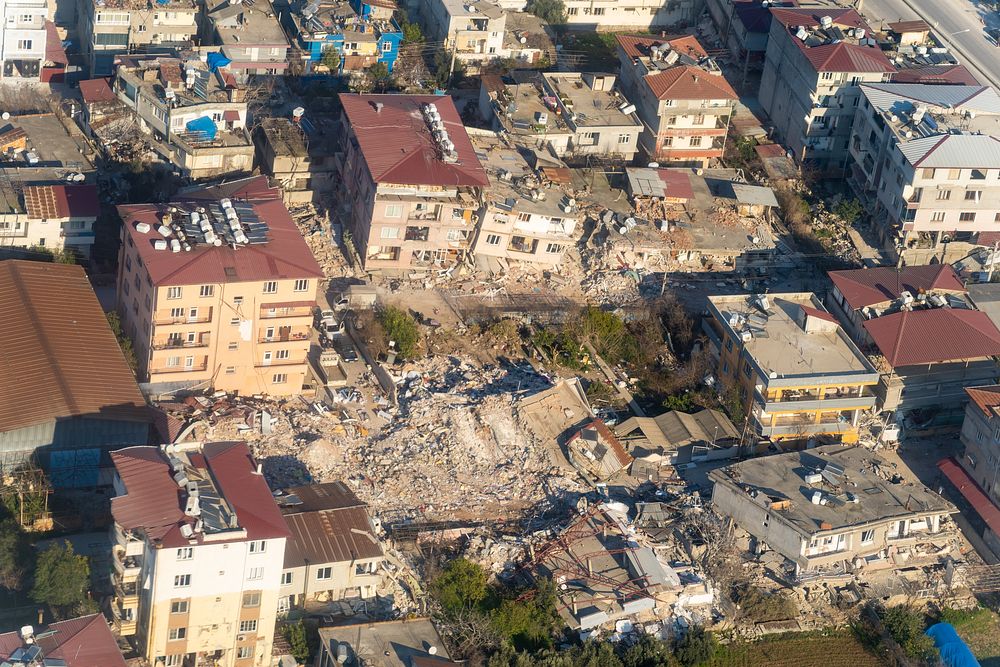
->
567 6 578 13
249 541 266 553
861 529 875 543
693 114 705 124
165 656 183 666
662 137 673 148
273 373 287 384
743 361 752 378
233 296 244 305
225 366 236 374
485 234 501 245
617 133 630 144
948 169 962 179
666 116 677 124
276 349 290 360
689 136 702 147
184 356 194 369
167 356 180 368
294 279 309 292
237 647 252 659
230 317 240 325
931 211 946 222
167 287 182 299
239 620 258 633
544 243 564 254
168 627 186 641
380 226 399 239
16 39 32 50
384 204 403 218
242 591 261 607
281 571 293 585
936 189 951 200
382 41 392 52
174 574 190 588
228 342 238 351
316 566 333 580
262 281 277 294
960 212 976 222
176 548 193 560
199 285 214 297
593 6 604 14
966 190 981 201
171 307 184 319
921 168 935 180
821 72 834 80
170 600 189 614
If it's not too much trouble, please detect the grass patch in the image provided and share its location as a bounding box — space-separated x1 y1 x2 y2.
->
709 629 887 667
940 606 1000 665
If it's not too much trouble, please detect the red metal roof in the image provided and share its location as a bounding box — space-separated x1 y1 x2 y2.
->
79 78 116 105
891 64 981 86
863 308 1000 367
644 65 738 101
44 21 68 66
938 457 1000 536
887 19 930 33
615 34 708 60
222 109 241 121
111 442 290 548
24 184 99 220
829 264 967 309
118 176 323 287
0 261 150 434
340 94 488 188
769 8 893 73
754 143 787 158
657 169 695 200
0 614 126 667
965 385 1000 418
800 303 838 323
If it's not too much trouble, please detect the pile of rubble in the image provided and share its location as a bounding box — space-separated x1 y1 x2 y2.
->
288 203 357 280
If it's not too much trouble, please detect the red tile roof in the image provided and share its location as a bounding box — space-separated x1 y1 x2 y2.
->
800 303 838 323
79 78 116 104
0 261 150 434
0 614 126 667
118 176 323 287
24 184 100 220
939 457 1000 535
615 34 708 60
769 8 894 73
965 385 1000 418
111 442 290 548
829 264 967 309
340 94 488 188
644 65 738 101
863 308 1000 367
891 64 981 86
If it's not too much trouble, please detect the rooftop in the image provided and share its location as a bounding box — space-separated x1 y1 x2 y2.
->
341 94 488 188
111 441 291 549
117 57 243 108
538 72 640 129
829 264 967 310
259 115 339 158
890 64 980 86
317 619 457 667
79 77 117 105
209 0 290 47
117 176 322 287
709 293 877 380
616 408 740 453
0 114 92 171
278 481 383 567
0 261 150 435
863 307 1000 367
441 0 503 20
861 82 1000 146
769 8 894 73
710 444 955 538
90 0 195 9
24 184 100 220
295 0 400 41
0 614 126 667
616 35 736 101
965 385 1000 419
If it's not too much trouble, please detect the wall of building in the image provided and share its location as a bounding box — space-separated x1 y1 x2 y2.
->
0 0 47 81
471 208 575 266
562 0 702 30
878 359 1000 414
960 403 1000 500
280 555 381 608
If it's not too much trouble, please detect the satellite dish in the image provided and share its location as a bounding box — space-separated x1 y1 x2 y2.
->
1 112 9 120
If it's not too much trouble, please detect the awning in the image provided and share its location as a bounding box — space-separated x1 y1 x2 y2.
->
938 457 1000 535
222 110 240 122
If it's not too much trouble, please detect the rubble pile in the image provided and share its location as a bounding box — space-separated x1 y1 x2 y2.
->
288 203 356 279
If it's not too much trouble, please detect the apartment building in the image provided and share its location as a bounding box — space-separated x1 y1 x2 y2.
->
276 481 384 612
0 0 48 80
760 8 894 173
254 115 338 204
110 441 289 667
78 0 198 76
419 0 507 65
203 0 290 79
338 94 489 274
847 83 1000 264
292 0 402 75
616 34 737 166
710 445 956 578
0 184 100 259
561 0 702 31
482 71 641 162
470 135 578 270
826 265 1000 416
113 56 254 180
115 176 323 396
703 293 879 446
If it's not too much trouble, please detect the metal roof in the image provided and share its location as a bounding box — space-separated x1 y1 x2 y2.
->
626 167 694 200
0 614 127 667
24 184 100 220
900 134 1000 168
731 183 779 207
861 83 1000 116
0 261 150 434
644 65 738 101
863 308 1000 367
939 457 1000 537
829 264 966 309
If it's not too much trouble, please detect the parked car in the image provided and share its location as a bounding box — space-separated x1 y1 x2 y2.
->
333 336 359 363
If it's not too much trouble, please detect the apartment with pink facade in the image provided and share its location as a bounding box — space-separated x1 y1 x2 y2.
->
337 93 489 274
116 176 323 396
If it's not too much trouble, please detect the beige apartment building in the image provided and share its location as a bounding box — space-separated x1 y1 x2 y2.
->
78 0 198 75
110 441 288 667
848 83 1000 264
116 176 323 396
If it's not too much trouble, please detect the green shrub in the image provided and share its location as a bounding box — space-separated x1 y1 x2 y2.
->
378 306 421 360
431 558 488 616
673 625 717 666
879 605 937 663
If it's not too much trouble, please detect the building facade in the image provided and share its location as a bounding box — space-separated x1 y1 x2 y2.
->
110 442 288 667
293 0 402 75
703 293 879 445
203 0 290 79
759 8 894 173
0 0 48 80
78 0 198 75
254 116 338 205
419 0 507 64
617 34 737 166
561 0 702 31
116 177 323 396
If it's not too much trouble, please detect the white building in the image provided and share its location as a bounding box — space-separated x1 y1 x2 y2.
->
562 0 702 31
110 442 288 667
1 0 47 80
420 0 507 64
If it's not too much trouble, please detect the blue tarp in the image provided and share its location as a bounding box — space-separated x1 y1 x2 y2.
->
206 52 231 72
926 623 981 667
185 116 218 140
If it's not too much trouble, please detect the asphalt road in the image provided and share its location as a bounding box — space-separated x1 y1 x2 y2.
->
859 0 1000 89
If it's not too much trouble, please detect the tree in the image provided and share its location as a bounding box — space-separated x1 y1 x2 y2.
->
377 306 421 360
527 0 566 24
0 520 29 592
833 198 864 225
620 633 672 667
285 620 311 663
431 558 488 616
320 45 341 72
401 19 424 44
489 579 561 651
672 625 717 667
367 62 392 92
30 541 90 617
106 310 138 372
879 605 938 663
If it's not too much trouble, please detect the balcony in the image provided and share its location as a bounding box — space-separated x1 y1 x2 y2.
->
111 600 137 636
408 208 440 222
154 310 212 325
256 357 306 368
112 549 142 582
508 236 538 254
258 331 310 344
259 303 313 319
150 362 209 375
152 335 210 350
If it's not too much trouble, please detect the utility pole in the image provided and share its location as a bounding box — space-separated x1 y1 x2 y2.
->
447 37 457 89
989 240 999 282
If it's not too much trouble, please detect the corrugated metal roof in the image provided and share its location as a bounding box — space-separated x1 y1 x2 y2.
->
283 506 383 568
901 134 1000 169
731 183 779 207
79 78 116 104
939 457 1000 536
615 34 707 60
627 167 694 200
864 308 1000 367
862 83 1000 115
118 176 323 287
769 8 893 73
829 264 966 308
341 94 488 188
0 261 150 434
0 614 126 666
891 64 980 86
24 184 100 220
887 19 930 33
